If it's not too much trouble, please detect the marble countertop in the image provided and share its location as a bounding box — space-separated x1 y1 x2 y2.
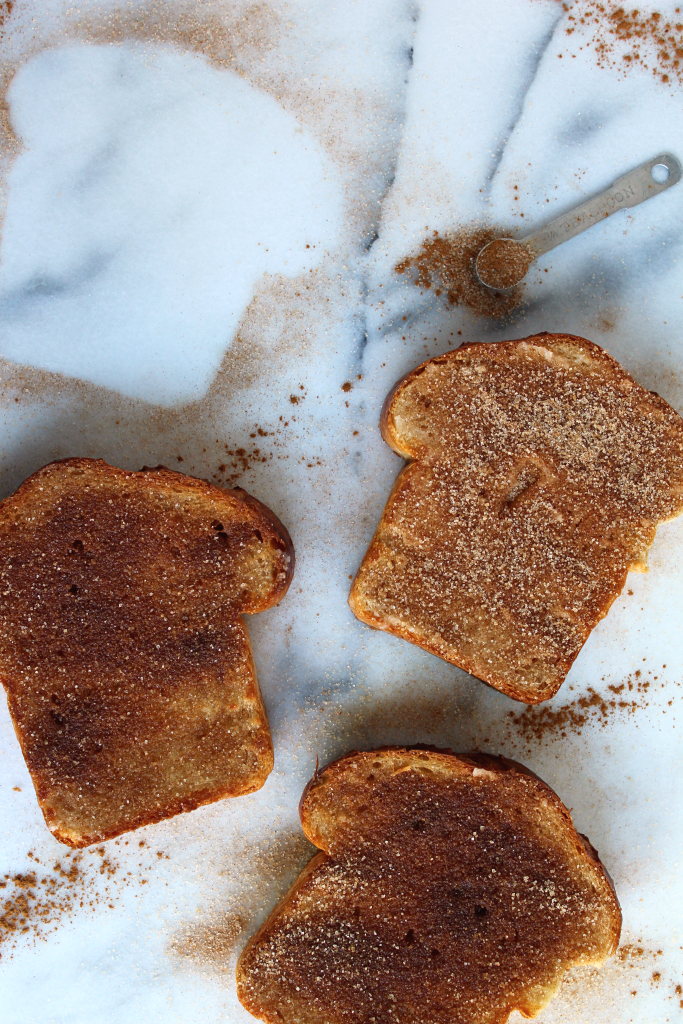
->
1 1 682 1021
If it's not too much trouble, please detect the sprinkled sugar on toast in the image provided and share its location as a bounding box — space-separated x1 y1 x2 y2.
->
350 333 683 702
237 747 621 1024
0 459 294 847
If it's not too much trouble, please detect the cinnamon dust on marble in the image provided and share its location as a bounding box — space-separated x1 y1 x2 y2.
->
0 841 166 955
0 849 115 954
507 686 639 742
502 670 674 745
171 830 314 972
395 228 526 318
561 2 683 86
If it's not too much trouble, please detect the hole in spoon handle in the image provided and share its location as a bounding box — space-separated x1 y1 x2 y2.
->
520 152 681 260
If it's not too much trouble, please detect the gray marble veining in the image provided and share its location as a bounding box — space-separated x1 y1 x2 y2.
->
0 1 682 1021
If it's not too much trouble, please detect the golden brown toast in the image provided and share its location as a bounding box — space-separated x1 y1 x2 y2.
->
350 333 683 702
0 458 294 847
237 747 621 1024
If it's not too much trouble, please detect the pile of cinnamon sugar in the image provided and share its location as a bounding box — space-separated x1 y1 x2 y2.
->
562 2 683 85
395 228 526 319
476 238 534 290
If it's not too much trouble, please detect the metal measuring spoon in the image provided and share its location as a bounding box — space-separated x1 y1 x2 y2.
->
475 153 682 291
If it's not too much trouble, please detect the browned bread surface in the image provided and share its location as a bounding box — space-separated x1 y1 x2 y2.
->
349 334 683 702
0 458 294 847
236 747 621 1024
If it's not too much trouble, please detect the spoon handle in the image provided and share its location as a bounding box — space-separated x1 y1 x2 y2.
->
519 153 681 258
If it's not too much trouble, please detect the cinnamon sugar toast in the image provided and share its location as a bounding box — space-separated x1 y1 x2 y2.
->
237 747 621 1024
350 333 683 702
0 458 294 847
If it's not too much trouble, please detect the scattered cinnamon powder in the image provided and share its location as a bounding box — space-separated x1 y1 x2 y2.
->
395 228 526 319
218 444 273 482
0 843 171 957
475 238 534 290
0 848 118 955
0 1 12 31
507 686 640 742
501 670 675 746
301 665 677 775
561 1 683 86
616 943 658 961
207 410 325 487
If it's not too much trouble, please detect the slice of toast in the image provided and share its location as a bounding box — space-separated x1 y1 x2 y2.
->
237 747 621 1024
0 458 294 847
350 333 683 702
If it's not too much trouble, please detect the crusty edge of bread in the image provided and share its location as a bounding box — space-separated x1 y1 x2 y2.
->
236 849 329 1023
378 332 646 458
237 747 621 1024
230 484 296 599
48 765 274 849
0 458 295 609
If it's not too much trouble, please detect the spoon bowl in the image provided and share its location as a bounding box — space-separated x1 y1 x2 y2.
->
475 237 534 291
475 153 681 292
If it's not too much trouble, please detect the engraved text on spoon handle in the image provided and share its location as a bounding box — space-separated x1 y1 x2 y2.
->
520 153 681 259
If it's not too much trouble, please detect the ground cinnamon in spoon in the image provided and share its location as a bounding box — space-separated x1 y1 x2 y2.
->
476 238 534 290
395 227 526 318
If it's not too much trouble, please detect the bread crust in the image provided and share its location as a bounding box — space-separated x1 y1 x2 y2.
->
300 747 619 900
0 458 294 846
237 747 621 1024
351 333 683 702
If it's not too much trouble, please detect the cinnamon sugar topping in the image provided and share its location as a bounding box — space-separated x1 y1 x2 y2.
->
476 238 534 290
395 228 526 319
238 750 621 1024
351 334 683 702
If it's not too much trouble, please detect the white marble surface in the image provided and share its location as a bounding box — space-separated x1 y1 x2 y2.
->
0 1 682 1021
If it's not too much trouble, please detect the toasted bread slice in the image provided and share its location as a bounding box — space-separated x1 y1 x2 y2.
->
350 334 683 702
237 747 621 1024
0 458 294 847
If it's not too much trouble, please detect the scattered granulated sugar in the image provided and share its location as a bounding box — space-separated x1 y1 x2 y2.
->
171 829 314 975
395 228 526 319
546 939 675 1021
172 915 246 973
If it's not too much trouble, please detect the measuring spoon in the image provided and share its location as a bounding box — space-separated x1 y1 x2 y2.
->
475 153 681 291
